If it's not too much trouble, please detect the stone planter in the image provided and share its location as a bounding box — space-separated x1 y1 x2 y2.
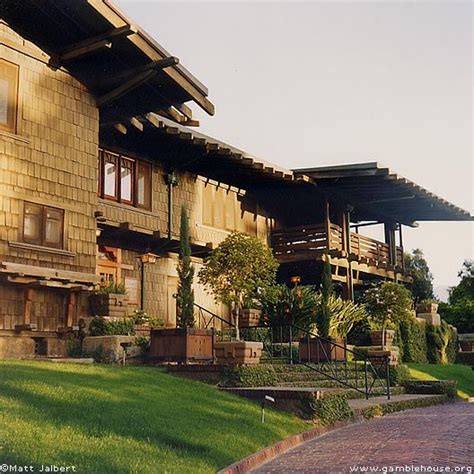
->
367 346 400 367
89 293 128 318
299 337 346 362
150 328 214 363
416 302 439 314
236 309 262 328
214 341 263 365
416 313 441 326
370 329 395 348
82 335 139 363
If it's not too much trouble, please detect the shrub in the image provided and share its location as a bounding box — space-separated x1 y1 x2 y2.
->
97 280 126 294
403 379 457 398
260 284 318 335
135 336 150 358
66 337 84 358
221 365 278 387
309 393 353 425
426 321 457 365
397 318 428 363
89 317 135 336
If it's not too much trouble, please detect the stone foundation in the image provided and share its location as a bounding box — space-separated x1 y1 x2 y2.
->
0 336 35 358
416 313 441 326
82 335 139 363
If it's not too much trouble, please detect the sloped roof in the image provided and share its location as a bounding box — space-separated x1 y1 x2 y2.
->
294 162 473 223
1 0 214 120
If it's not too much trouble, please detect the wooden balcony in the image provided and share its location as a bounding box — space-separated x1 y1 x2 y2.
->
271 223 404 271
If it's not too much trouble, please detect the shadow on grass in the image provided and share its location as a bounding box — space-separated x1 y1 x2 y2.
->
0 361 304 471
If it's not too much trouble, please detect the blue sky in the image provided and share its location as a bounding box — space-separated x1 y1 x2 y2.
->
117 0 473 295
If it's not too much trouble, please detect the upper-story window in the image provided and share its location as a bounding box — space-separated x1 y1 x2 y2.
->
23 202 64 249
0 59 19 134
98 149 152 210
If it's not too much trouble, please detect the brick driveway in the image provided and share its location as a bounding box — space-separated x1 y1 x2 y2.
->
252 403 474 473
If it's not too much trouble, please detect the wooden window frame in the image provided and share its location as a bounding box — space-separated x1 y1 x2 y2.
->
22 202 64 249
98 149 152 210
0 58 19 134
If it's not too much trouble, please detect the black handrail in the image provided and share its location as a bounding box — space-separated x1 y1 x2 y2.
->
193 302 235 341
242 322 391 400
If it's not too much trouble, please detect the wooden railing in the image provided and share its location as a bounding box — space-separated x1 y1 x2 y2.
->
272 223 403 268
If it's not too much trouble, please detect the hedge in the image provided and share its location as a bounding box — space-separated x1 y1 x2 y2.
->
308 392 353 425
426 321 457 364
221 365 278 387
402 379 458 398
397 318 428 363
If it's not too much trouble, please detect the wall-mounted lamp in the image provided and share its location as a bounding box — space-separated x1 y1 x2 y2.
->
290 275 301 285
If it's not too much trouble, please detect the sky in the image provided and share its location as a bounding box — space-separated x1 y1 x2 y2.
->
117 0 473 298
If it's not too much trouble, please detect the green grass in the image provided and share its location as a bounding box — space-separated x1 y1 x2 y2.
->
0 361 307 473
407 363 474 399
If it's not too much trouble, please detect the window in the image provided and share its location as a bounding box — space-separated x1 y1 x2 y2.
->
98 149 152 210
0 59 19 133
23 202 64 248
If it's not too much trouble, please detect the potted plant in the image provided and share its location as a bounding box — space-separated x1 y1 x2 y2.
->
89 280 129 318
198 231 278 364
299 255 346 363
416 298 439 315
364 281 413 349
150 207 214 363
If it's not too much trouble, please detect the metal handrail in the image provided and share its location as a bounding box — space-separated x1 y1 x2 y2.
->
241 322 391 400
193 302 235 342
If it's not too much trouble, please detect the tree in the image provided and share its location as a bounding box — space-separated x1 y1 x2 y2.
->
404 249 434 304
439 260 474 333
198 232 279 340
317 256 333 338
363 281 413 347
176 206 195 328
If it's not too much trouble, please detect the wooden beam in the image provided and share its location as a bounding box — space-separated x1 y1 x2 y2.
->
130 117 143 132
49 25 136 68
114 123 127 135
97 69 157 107
23 288 33 325
66 292 77 328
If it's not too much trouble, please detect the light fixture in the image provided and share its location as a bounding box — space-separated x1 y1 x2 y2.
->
290 275 301 284
140 252 159 265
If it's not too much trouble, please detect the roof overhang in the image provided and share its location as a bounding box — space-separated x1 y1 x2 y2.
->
294 162 473 223
1 0 214 122
101 113 302 189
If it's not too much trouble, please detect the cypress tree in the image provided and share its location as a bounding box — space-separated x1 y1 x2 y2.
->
319 255 333 338
176 206 195 328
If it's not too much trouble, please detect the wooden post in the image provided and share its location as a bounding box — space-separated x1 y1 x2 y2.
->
23 288 33 325
66 292 77 328
398 224 405 271
325 198 331 251
384 223 396 265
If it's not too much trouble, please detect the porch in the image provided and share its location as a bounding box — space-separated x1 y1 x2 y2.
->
271 222 404 271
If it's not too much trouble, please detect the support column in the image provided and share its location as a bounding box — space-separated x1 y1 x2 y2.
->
23 288 33 326
384 222 397 265
324 198 331 250
66 292 77 328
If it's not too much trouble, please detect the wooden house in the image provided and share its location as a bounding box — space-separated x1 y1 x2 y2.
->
0 0 471 358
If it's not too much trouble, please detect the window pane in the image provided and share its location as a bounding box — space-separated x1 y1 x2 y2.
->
104 154 117 197
120 158 134 202
137 161 151 209
23 203 42 242
44 208 63 246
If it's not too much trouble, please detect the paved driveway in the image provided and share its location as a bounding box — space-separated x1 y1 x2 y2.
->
253 403 474 473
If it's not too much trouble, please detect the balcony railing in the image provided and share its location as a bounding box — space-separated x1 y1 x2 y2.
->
272 223 403 269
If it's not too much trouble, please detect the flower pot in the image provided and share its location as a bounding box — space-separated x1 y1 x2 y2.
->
150 328 214 363
370 329 395 348
416 302 438 315
214 341 263 365
134 324 151 338
89 293 128 318
299 337 347 362
236 309 262 328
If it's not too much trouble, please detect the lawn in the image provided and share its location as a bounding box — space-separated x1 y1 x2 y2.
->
407 363 474 399
0 361 307 473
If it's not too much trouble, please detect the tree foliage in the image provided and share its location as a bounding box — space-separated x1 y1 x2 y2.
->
198 232 278 338
404 249 434 304
176 206 195 328
439 260 474 333
364 282 413 346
